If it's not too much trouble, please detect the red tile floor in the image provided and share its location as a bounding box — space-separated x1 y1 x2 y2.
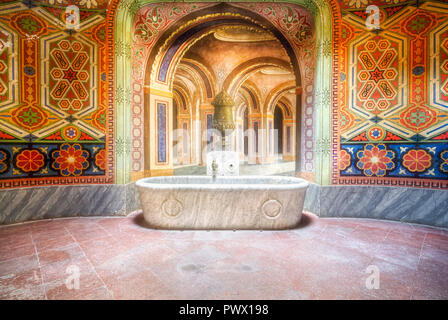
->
0 211 447 300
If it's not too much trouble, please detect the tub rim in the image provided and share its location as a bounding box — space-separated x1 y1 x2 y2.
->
135 175 309 191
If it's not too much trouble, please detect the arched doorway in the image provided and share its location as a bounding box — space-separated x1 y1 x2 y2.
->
115 0 334 184
134 2 313 177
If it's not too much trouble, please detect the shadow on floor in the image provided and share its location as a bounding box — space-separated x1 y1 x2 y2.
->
132 211 313 231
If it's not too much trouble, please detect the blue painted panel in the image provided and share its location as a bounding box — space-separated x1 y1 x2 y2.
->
157 103 166 163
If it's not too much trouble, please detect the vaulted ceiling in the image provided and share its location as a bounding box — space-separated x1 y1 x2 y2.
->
173 24 297 117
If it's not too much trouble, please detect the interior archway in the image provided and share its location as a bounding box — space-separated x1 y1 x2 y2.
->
139 3 308 176
170 26 297 169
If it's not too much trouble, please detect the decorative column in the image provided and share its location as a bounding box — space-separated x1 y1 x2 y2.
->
264 113 276 164
177 116 191 165
190 100 201 165
234 107 245 160
283 119 296 161
248 113 262 164
294 86 302 169
199 103 214 165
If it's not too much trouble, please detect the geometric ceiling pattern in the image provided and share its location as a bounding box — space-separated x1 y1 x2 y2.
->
336 2 448 188
0 2 112 188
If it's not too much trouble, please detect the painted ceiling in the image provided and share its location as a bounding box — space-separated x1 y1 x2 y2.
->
16 0 110 10
9 0 448 11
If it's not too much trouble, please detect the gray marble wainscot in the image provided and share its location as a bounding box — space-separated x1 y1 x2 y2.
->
0 183 141 225
125 182 141 213
303 182 321 215
316 185 448 228
1 182 447 228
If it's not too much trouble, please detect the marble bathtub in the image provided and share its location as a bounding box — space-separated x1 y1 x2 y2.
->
136 176 309 230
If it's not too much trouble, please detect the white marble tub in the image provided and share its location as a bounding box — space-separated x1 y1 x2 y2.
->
135 176 309 230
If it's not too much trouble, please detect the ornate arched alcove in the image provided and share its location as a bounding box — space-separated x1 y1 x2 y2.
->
113 0 337 184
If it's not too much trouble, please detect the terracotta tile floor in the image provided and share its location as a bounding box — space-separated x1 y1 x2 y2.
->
0 212 447 300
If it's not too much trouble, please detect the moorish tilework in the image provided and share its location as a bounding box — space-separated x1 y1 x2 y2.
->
0 1 113 188
334 1 448 188
1 0 448 189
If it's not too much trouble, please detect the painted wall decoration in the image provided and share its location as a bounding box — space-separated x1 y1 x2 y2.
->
1 0 447 190
0 1 113 188
335 1 448 188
